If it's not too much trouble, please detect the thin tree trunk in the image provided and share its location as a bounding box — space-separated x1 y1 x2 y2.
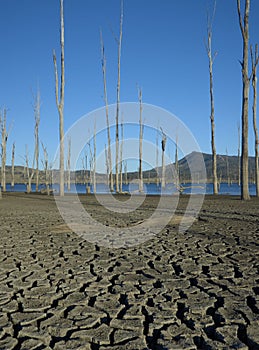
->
237 123 241 186
251 44 259 197
105 144 109 187
175 135 179 190
33 89 40 192
206 3 218 194
124 161 127 185
25 145 34 194
67 137 71 192
237 0 250 200
1 109 8 192
226 148 230 186
115 1 123 193
138 87 143 192
156 129 159 186
93 121 96 194
161 128 167 189
119 114 124 192
100 30 113 192
11 142 15 187
53 0 65 196
88 142 93 193
41 142 50 195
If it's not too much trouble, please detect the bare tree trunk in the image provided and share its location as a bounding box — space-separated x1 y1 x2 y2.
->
237 123 241 186
115 1 123 193
41 142 50 195
105 144 109 187
11 142 15 187
53 0 65 196
93 121 96 194
1 109 8 192
138 87 143 192
206 3 218 195
124 161 127 185
66 137 71 192
156 128 159 186
33 89 40 192
175 135 179 190
25 145 34 194
161 128 167 189
237 0 250 200
119 114 124 192
226 148 230 186
251 44 259 197
100 30 113 192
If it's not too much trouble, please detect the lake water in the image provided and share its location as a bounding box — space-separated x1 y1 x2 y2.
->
3 182 257 196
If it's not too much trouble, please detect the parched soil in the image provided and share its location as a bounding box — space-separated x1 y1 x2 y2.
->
0 192 259 349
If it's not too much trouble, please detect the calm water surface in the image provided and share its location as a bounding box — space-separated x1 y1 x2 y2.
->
4 182 256 196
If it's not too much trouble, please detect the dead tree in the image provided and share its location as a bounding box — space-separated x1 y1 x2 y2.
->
11 142 15 187
25 145 34 193
226 148 230 186
105 144 109 187
88 142 93 193
119 114 124 192
175 135 179 190
206 2 218 194
251 44 259 197
124 160 127 185
0 109 9 192
237 123 241 186
53 0 65 196
81 151 88 186
41 142 50 195
100 30 113 191
115 1 123 193
66 137 71 192
93 121 96 194
237 0 250 200
160 128 167 189
156 128 159 186
33 89 40 192
138 87 144 192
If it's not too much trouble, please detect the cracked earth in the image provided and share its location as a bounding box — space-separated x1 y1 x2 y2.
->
0 193 259 349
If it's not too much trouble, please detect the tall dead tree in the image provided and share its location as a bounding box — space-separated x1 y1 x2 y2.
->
206 2 218 194
119 114 124 192
53 0 65 196
93 121 96 194
237 0 250 200
100 30 113 191
0 109 9 192
237 123 241 186
25 145 34 193
66 137 71 191
138 87 143 192
33 89 40 192
124 161 127 185
115 1 123 193
251 44 259 197
11 142 15 187
175 135 179 189
156 129 159 186
41 142 50 195
226 148 230 186
105 144 109 187
161 128 167 189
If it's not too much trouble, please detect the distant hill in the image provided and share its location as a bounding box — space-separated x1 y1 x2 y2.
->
1 152 256 184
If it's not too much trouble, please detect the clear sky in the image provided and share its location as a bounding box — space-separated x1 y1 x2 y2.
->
0 0 259 171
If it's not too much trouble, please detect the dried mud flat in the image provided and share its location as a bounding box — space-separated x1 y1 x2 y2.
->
0 192 259 350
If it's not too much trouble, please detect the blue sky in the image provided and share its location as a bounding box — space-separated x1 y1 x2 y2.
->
0 0 259 171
